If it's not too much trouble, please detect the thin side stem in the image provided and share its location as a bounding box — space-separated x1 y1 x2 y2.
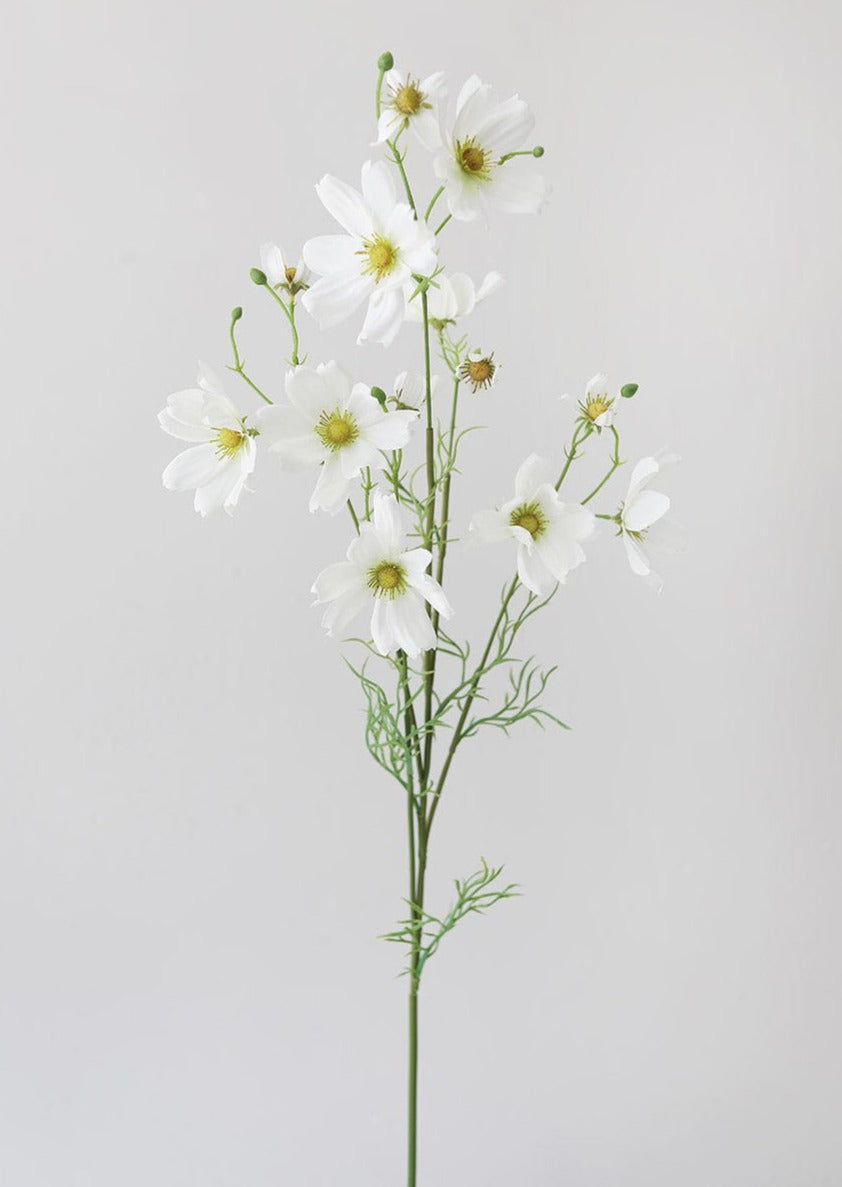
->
425 577 520 835
582 426 623 504
227 311 272 405
554 421 591 490
263 285 301 366
424 185 444 222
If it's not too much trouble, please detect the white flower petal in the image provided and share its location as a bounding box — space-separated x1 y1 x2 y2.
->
413 109 443 151
517 541 554 595
473 96 535 156
302 235 359 276
470 507 511 544
623 532 651 577
162 443 220 491
158 394 213 443
361 160 398 225
314 174 373 237
486 159 550 214
194 453 251 518
309 453 352 515
302 271 374 329
255 405 323 468
408 570 453 619
371 491 407 552
321 584 372 635
361 408 417 450
535 534 587 584
475 270 505 305
260 242 285 287
514 453 553 499
455 74 484 115
357 287 406 347
625 457 660 502
623 490 670 533
196 362 226 396
312 560 364 603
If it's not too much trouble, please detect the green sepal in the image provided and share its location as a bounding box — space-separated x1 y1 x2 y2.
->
370 385 387 409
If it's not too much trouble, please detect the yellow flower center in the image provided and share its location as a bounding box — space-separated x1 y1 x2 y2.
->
316 410 358 451
284 265 298 284
393 83 423 116
459 353 496 391
214 427 246 458
584 396 612 421
456 137 491 179
368 561 407 598
468 358 492 384
510 501 546 540
358 234 397 282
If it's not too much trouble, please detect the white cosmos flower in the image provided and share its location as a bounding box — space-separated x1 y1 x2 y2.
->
619 453 682 594
376 69 446 150
302 161 438 347
260 242 311 292
312 491 453 658
392 371 440 409
471 454 595 595
433 75 549 222
255 362 417 515
404 270 504 324
158 363 256 517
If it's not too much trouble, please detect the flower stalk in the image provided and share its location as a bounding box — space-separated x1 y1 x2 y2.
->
157 47 677 1185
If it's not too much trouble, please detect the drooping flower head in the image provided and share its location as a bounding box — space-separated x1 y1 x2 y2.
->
434 76 549 222
472 454 595 595
404 270 504 326
312 491 453 657
255 362 417 515
260 242 311 296
618 453 682 593
302 161 438 347
376 69 446 150
158 364 257 517
392 371 440 410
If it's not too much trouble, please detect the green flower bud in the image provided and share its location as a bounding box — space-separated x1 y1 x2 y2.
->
378 51 394 71
249 268 267 286
231 306 243 322
370 385 387 409
620 383 639 399
532 146 545 158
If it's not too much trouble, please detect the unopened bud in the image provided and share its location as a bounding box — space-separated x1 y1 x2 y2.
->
231 306 243 322
532 145 545 158
249 268 267 286
620 383 639 399
378 51 394 71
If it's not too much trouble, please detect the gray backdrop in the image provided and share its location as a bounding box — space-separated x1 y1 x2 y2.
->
4 0 841 1183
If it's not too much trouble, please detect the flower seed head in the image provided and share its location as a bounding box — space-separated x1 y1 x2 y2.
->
459 351 497 392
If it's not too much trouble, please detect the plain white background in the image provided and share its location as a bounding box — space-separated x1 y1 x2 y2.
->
3 1 841 1183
